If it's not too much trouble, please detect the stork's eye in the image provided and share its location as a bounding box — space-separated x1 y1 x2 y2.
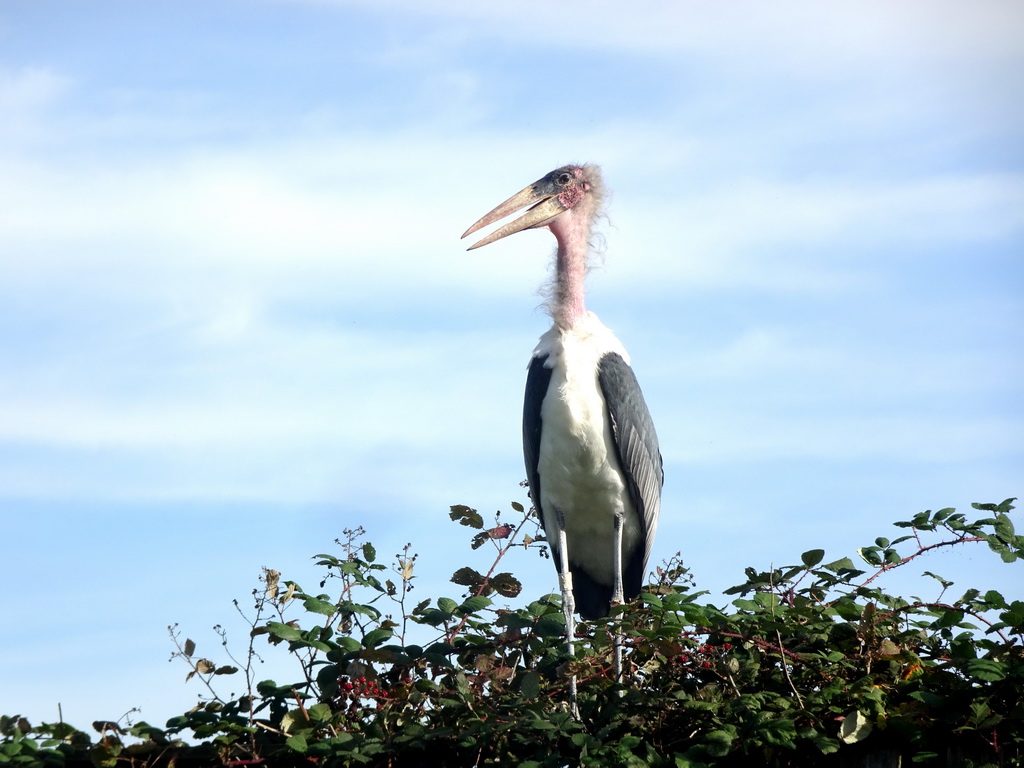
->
557 172 572 186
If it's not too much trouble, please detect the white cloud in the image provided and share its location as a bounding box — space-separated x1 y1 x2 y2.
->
607 171 1024 294
282 0 1024 69
0 66 72 144
0 66 68 110
0 122 1018 507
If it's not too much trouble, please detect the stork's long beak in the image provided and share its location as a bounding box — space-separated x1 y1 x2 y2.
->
461 180 567 251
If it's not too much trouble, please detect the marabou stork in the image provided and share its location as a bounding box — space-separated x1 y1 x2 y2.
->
462 164 664 631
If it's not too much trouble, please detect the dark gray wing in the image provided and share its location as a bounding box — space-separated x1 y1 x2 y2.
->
597 352 664 597
522 353 554 542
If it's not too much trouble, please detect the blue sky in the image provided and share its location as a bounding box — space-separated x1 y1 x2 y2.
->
2 0 1022 731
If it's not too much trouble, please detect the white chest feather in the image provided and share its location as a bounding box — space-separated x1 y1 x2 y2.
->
533 314 640 584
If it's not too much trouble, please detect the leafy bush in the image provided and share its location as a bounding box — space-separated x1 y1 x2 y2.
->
3 499 1022 767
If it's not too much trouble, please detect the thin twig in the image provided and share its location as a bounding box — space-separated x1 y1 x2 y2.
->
776 629 804 709
444 506 534 644
882 601 1015 646
857 533 986 590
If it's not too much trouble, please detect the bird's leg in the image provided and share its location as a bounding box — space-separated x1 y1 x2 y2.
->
555 507 579 718
612 510 624 683
612 510 625 607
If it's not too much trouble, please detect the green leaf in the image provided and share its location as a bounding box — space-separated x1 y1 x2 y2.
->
449 505 484 529
856 547 882 566
933 606 964 629
458 595 492 615
822 557 857 574
732 598 758 612
362 628 393 649
998 546 1019 563
520 671 540 699
451 567 485 588
801 549 825 568
339 600 382 620
286 734 308 753
536 614 566 637
994 513 1015 542
417 608 453 626
909 691 946 708
758 717 797 747
983 590 1006 608
437 597 458 613
701 730 735 757
967 658 1007 682
803 729 840 755
838 711 872 744
490 572 523 598
307 703 332 723
959 588 981 604
642 593 664 609
1000 607 1024 629
255 679 284 697
267 622 303 642
922 571 953 589
362 542 377 563
302 597 337 616
334 636 361 653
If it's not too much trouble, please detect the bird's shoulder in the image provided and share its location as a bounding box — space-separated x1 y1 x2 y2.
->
530 313 630 369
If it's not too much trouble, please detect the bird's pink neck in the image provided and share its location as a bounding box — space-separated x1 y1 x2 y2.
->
550 209 591 331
